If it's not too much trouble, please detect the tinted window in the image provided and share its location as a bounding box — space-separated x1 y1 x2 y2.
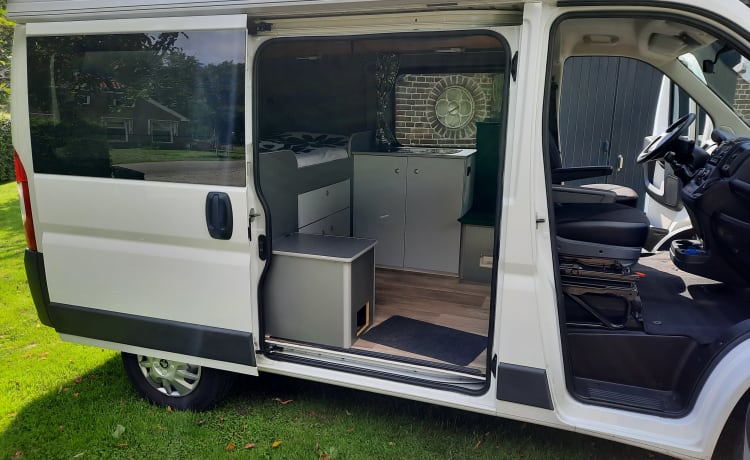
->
27 30 246 186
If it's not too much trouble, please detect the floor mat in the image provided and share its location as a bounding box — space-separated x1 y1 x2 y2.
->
361 315 486 367
637 258 750 344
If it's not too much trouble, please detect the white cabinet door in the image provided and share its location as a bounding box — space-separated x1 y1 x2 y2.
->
404 156 468 273
353 155 407 267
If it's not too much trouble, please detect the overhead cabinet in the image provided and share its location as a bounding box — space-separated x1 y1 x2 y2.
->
353 152 474 273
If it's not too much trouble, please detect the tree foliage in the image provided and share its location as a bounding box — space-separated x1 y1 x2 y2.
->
0 0 14 108
0 1 13 183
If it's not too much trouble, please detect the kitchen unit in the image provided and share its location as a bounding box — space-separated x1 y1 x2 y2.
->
352 149 475 273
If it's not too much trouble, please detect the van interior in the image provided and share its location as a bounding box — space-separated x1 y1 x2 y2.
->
256 33 507 387
549 16 750 415
255 15 750 414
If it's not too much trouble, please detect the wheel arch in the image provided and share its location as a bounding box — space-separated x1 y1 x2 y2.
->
691 339 750 457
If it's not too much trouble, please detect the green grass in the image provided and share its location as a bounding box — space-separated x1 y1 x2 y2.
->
110 147 244 164
0 181 664 459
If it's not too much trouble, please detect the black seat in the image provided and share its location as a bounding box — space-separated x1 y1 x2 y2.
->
555 202 650 268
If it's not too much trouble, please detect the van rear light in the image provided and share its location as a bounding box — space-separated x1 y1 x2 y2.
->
14 150 37 251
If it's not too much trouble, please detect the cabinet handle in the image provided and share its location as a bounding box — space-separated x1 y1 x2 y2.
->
394 168 400 174
413 168 419 174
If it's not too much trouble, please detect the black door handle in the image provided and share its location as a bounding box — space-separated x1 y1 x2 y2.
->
205 192 233 240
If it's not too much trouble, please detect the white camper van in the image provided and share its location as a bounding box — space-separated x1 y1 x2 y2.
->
9 0 750 458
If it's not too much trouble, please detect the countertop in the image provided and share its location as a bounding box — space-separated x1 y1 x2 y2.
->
353 148 476 159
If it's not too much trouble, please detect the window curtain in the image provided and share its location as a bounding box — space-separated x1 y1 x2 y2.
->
375 53 400 151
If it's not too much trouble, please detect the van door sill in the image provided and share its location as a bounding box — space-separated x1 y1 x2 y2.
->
264 338 486 389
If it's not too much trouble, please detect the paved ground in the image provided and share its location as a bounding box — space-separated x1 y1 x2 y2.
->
119 160 246 186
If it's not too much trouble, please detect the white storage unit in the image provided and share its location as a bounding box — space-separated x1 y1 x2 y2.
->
353 151 474 273
297 179 350 236
264 233 376 348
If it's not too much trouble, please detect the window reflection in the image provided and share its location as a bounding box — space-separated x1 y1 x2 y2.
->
27 30 246 186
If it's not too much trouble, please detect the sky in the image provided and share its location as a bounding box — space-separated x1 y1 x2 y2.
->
173 29 246 65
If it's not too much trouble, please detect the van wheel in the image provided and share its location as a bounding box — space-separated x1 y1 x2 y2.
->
713 395 750 460
121 352 235 411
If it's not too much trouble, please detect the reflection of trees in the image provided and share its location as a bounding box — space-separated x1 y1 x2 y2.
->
27 32 245 146
28 33 183 120
200 61 245 145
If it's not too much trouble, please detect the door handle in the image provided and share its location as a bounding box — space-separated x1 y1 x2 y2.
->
205 192 233 240
617 154 624 172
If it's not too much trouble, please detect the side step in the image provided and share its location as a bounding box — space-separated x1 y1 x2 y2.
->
574 377 683 413
263 338 486 391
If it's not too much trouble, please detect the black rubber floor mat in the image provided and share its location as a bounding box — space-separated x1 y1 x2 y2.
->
637 264 750 344
361 315 486 366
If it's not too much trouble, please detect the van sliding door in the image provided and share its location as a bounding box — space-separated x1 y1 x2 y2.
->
21 15 259 374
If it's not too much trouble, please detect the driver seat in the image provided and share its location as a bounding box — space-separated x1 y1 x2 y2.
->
554 202 650 268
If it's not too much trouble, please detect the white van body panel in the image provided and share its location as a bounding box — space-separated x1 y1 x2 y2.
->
8 0 524 22
35 177 253 332
12 14 261 372
24 13 247 36
494 2 549 371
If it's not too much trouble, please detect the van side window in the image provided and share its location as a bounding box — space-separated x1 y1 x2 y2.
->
27 30 246 186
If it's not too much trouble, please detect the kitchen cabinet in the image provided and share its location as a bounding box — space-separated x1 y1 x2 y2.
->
353 151 474 273
297 179 350 236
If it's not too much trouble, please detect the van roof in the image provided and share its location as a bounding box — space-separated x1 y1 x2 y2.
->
6 0 527 23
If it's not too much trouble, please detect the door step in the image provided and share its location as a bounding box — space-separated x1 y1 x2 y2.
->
574 377 683 413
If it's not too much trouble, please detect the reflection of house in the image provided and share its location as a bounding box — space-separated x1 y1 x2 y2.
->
81 89 191 148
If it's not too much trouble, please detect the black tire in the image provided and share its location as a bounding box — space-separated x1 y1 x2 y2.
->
121 352 236 411
713 393 750 460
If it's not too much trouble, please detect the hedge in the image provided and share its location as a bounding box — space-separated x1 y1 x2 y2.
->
0 117 11 182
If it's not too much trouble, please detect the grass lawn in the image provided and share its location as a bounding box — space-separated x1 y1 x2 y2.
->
110 147 244 164
0 181 665 459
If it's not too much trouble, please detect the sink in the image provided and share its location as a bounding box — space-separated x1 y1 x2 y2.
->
395 147 463 155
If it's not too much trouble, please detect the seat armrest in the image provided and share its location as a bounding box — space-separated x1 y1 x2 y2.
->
552 185 617 204
551 166 613 183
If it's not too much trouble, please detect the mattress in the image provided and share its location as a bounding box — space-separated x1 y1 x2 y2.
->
259 132 349 167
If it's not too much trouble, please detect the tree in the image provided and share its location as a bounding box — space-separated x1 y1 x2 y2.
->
0 0 14 109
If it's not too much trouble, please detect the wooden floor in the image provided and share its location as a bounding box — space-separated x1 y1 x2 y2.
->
352 268 492 372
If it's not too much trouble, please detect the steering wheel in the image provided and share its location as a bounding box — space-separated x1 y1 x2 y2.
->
636 112 696 164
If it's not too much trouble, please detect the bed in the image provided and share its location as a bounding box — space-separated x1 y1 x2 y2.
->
259 132 350 167
258 131 372 238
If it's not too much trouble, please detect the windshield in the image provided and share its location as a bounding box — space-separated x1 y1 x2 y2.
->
679 42 750 127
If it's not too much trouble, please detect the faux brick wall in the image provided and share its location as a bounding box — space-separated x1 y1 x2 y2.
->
395 73 502 147
735 76 750 121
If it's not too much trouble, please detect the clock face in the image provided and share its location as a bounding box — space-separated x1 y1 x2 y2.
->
434 86 475 129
